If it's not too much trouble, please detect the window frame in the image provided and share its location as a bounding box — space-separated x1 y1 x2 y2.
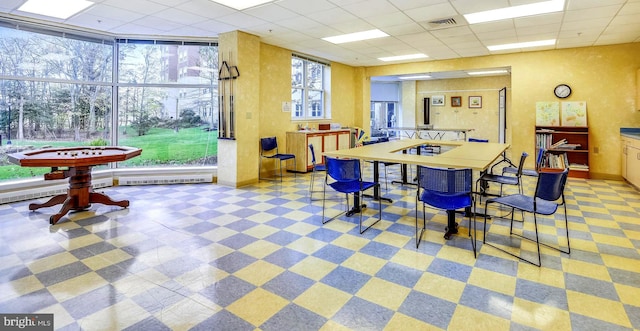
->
291 55 330 121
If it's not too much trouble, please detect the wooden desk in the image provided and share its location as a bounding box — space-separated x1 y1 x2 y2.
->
323 139 509 237
323 139 508 170
8 146 142 225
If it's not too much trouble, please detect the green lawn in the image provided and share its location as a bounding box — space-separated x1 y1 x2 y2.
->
0 127 218 181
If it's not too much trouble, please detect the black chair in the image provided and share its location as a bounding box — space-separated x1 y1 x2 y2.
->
308 144 326 200
415 166 476 256
482 168 570 266
502 148 545 178
477 152 528 198
322 156 381 234
259 136 296 181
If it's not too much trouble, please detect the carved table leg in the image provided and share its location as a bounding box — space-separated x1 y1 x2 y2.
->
50 196 76 225
89 192 129 208
29 194 67 211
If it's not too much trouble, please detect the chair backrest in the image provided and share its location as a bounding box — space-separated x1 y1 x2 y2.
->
468 138 488 142
535 148 546 170
514 152 529 177
535 168 569 202
325 157 361 182
308 144 318 165
260 137 278 155
417 166 472 194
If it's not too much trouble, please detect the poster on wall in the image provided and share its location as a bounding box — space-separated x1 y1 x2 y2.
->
535 101 560 126
561 101 587 126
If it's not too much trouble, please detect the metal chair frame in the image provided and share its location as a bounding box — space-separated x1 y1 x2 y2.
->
259 136 296 182
477 152 528 198
482 168 570 266
308 143 326 200
322 156 382 234
415 166 476 256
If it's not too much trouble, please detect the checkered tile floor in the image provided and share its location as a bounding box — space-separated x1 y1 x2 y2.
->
1 167 639 330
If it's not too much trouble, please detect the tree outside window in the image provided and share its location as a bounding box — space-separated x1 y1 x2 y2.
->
291 56 328 120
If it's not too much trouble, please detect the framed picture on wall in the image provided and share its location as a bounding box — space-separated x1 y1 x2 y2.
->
451 96 462 107
469 96 482 108
431 95 445 106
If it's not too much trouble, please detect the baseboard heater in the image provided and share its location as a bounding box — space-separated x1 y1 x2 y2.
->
0 177 113 205
117 174 213 186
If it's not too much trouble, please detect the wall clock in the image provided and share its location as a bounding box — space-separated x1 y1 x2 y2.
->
554 84 572 98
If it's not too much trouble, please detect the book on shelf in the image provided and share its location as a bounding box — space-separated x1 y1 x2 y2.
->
549 138 567 149
543 152 569 169
569 163 589 170
555 143 581 150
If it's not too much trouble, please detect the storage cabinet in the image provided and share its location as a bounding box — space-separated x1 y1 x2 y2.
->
622 135 640 188
286 129 351 172
536 126 589 178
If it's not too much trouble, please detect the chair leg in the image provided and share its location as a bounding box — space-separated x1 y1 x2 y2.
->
360 184 382 234
322 190 349 225
562 204 571 254
469 198 477 257
483 201 543 267
309 169 315 200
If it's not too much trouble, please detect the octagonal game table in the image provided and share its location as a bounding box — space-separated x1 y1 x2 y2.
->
8 146 142 225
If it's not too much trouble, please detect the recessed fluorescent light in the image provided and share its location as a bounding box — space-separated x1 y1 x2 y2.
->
487 39 556 51
378 54 428 62
209 0 275 11
468 70 509 75
464 0 565 24
322 29 388 44
18 0 94 19
400 75 432 80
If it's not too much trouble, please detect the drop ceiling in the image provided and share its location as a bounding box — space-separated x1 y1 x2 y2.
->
0 0 638 68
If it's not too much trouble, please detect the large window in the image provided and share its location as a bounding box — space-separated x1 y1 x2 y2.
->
0 21 219 182
116 41 218 168
291 55 330 120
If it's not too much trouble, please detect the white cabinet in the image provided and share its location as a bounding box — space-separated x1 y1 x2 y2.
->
286 129 351 172
627 145 640 188
622 135 640 189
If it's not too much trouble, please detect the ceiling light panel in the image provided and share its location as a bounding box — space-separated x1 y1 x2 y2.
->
400 75 432 80
209 0 275 11
322 29 389 44
464 0 565 24
18 0 94 19
378 54 428 62
487 39 556 51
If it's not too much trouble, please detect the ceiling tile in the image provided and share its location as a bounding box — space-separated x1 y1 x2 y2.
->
0 0 637 67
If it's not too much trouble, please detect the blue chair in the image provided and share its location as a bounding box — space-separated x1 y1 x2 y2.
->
260 136 296 181
482 168 570 266
477 152 528 198
415 166 476 256
308 143 326 200
468 138 488 143
322 156 381 234
502 148 546 178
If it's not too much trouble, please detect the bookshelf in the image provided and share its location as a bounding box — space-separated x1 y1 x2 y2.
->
536 125 589 178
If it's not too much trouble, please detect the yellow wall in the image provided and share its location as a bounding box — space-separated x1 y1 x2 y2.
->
256 43 361 178
365 43 640 179
229 36 639 186
415 76 510 142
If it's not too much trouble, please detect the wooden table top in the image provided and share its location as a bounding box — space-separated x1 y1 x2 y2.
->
8 146 142 168
323 139 509 171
